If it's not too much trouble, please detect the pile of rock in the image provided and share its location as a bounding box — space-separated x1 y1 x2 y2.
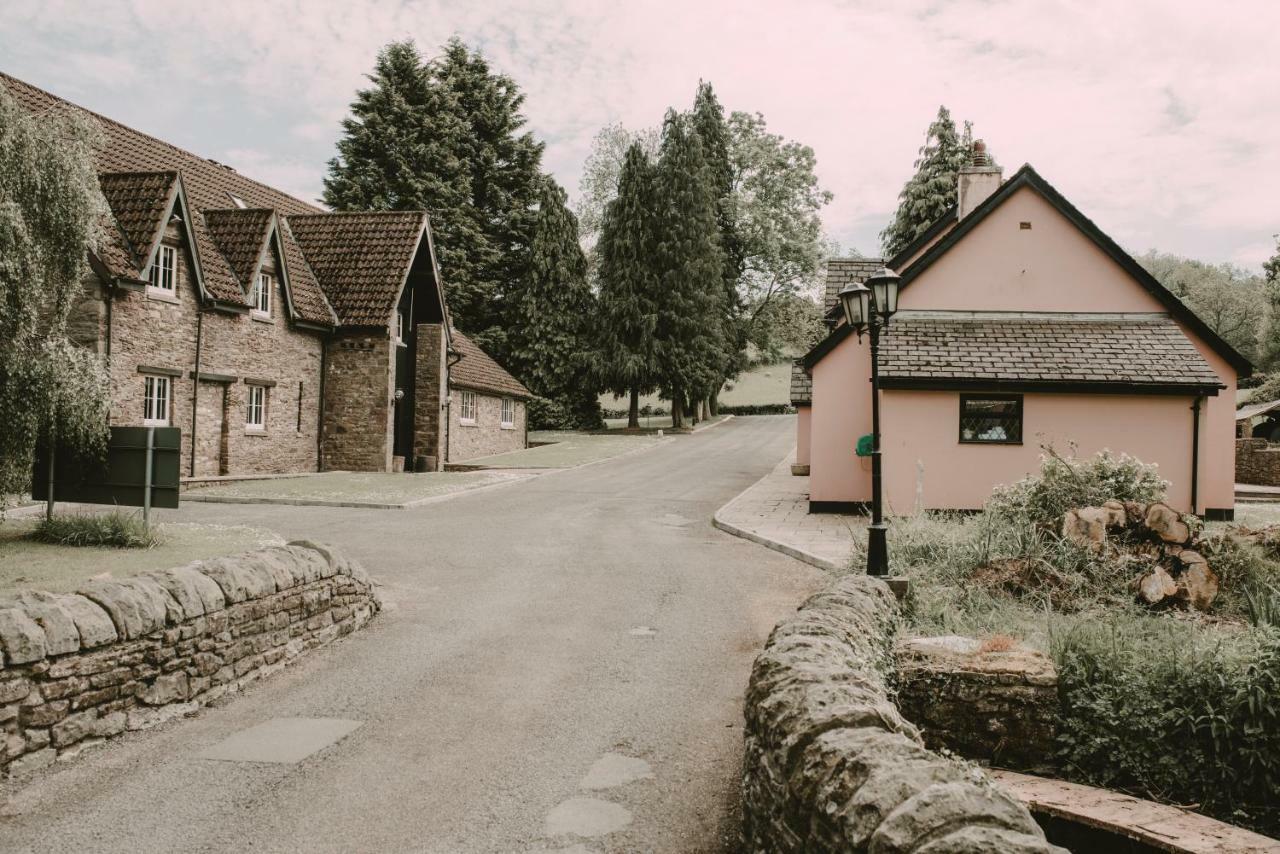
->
1062 501 1218 610
0 541 378 776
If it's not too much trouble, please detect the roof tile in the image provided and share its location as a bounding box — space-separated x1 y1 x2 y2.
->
449 330 531 399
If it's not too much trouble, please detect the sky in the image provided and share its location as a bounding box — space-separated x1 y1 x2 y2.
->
2 0 1278 271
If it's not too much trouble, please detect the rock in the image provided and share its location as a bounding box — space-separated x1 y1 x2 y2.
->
53 594 118 649
7 592 80 656
869 780 1043 853
0 608 47 664
56 736 105 762
1136 566 1178 605
287 542 340 579
51 710 98 748
77 581 151 640
92 711 126 738
0 676 32 704
142 568 208 620
123 575 183 627
173 564 227 614
197 557 253 604
246 550 296 593
137 672 189 706
126 701 197 731
22 699 69 728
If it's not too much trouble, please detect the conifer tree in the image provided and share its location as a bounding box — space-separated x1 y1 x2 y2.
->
508 177 601 428
880 106 973 257
691 82 745 416
324 39 544 353
1259 236 1280 370
651 110 727 428
596 143 661 428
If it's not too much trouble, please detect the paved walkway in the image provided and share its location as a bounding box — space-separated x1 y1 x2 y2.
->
1 415 824 854
713 452 864 572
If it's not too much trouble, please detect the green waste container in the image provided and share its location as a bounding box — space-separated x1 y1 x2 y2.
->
855 434 874 457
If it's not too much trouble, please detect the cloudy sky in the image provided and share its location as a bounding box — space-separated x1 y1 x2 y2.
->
2 0 1277 270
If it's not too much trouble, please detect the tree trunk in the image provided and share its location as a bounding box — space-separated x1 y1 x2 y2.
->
700 397 711 421
709 388 720 416
670 393 684 429
627 387 640 429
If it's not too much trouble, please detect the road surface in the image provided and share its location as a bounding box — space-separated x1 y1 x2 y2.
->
0 416 824 853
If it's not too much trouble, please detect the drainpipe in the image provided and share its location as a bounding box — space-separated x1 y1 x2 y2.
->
317 337 329 471
1190 396 1203 515
189 307 205 477
105 287 113 358
444 347 462 464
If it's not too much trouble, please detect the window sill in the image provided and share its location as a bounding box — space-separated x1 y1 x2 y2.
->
251 312 273 323
146 289 178 303
500 424 515 430
459 419 477 427
142 421 170 428
245 428 267 436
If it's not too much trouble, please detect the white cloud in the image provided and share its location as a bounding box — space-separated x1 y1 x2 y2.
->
2 0 1278 268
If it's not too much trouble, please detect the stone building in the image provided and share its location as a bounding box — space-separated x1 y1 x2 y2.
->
4 71 525 475
446 331 531 462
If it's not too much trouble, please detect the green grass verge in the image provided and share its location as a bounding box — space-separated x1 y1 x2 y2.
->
468 432 661 468
186 470 523 504
598 360 792 412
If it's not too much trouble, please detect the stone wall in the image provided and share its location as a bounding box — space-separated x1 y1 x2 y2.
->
322 331 395 472
0 542 378 777
413 323 446 471
741 574 1064 853
75 223 325 477
447 389 526 463
1236 438 1280 486
894 636 1058 773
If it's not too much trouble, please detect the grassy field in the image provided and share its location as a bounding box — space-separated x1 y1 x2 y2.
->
597 360 792 413
470 432 663 468
0 517 281 595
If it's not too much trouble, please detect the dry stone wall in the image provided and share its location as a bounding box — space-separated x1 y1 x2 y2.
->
741 574 1066 853
1236 438 1280 486
0 542 378 777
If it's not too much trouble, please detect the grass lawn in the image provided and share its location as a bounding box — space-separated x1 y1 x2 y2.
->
597 360 792 412
600 413 731 432
185 470 526 506
0 517 281 596
467 431 662 468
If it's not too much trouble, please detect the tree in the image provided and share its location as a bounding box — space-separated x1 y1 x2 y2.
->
691 82 744 417
650 110 727 428
880 106 973 257
576 123 659 252
508 177 601 428
1260 236 1280 370
728 110 832 361
1139 250 1265 363
324 39 545 354
0 87 111 499
596 143 661 427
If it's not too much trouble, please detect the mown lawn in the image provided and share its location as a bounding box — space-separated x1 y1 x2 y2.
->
470 431 663 468
185 470 526 505
0 517 281 595
597 360 792 412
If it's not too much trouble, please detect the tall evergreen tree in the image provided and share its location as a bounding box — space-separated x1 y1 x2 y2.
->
596 143 661 428
651 110 727 428
508 177 601 428
880 106 973 257
1259 236 1280 370
690 82 745 417
323 39 545 354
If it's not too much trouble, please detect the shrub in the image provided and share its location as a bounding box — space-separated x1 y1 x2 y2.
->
528 395 602 430
715 403 795 415
1052 617 1280 834
32 510 160 548
986 447 1168 528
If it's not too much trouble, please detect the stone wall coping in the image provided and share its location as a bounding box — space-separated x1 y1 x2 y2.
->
741 573 1066 853
0 540 368 668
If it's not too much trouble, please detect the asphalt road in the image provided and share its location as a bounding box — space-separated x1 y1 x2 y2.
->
0 415 824 853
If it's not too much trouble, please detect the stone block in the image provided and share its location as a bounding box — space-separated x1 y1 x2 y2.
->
92 711 126 738
125 575 184 626
143 568 208 620
56 736 105 762
0 608 47 664
23 727 50 751
7 746 55 775
41 676 89 701
126 701 197 731
55 594 118 649
248 550 298 592
51 709 97 747
137 672 189 706
0 676 32 704
77 581 153 640
198 558 253 604
20 700 68 728
6 592 80 656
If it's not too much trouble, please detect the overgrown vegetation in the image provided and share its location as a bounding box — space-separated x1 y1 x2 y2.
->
32 510 160 549
858 449 1280 834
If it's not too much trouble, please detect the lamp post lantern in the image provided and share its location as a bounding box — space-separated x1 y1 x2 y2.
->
839 268 901 577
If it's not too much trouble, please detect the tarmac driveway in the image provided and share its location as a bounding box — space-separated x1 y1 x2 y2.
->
0 415 824 853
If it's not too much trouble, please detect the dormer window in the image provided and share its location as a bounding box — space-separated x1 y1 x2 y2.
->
148 245 176 296
251 272 272 318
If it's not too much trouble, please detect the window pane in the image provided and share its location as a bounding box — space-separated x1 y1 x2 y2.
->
960 397 1021 443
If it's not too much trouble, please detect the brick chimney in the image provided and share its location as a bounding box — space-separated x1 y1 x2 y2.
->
957 140 1002 219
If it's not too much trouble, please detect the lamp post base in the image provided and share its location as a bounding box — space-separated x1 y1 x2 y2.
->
866 522 889 577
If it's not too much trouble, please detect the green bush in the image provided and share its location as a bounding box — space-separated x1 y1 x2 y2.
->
987 447 1169 528
1052 617 1280 834
32 510 160 548
716 403 795 415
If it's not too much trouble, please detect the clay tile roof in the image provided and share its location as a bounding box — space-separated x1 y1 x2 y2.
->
286 212 426 327
790 361 812 406
879 313 1223 390
188 209 248 306
97 171 177 265
203 208 274 289
277 217 338 326
93 212 142 280
449 330 531 399
822 257 885 314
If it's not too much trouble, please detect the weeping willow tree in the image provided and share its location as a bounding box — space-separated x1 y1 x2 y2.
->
0 86 111 500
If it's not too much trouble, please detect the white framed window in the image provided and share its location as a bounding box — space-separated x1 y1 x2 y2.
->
246 385 267 431
395 312 406 346
501 397 514 428
143 375 170 426
250 272 272 318
148 245 176 295
460 391 477 424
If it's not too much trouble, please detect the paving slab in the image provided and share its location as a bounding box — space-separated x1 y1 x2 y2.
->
197 717 362 764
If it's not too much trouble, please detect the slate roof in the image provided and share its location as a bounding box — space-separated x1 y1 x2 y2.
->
203 208 275 289
287 212 427 327
822 257 884 314
449 330 531 399
790 361 812 406
97 171 177 267
877 312 1224 391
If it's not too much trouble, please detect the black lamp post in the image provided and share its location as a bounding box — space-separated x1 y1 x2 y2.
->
839 268 901 577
